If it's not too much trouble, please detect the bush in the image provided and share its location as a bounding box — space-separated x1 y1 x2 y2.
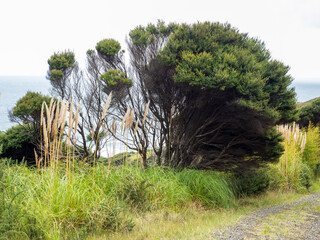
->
267 162 313 192
299 163 313 191
230 167 270 197
117 175 154 210
302 124 320 175
0 125 37 163
267 164 284 190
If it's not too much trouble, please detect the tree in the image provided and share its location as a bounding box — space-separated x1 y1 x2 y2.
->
10 91 52 126
47 51 75 99
127 22 297 171
94 38 159 167
47 50 118 160
6 92 53 162
298 98 320 127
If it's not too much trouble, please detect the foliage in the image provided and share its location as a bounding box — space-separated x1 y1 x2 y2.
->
118 176 154 210
49 69 64 80
11 91 52 125
129 21 178 46
0 125 36 163
302 124 320 175
268 162 313 193
47 51 75 70
159 22 297 122
46 21 297 172
126 21 297 171
267 163 285 190
100 69 132 89
298 98 320 127
299 162 313 191
297 97 320 109
7 92 54 163
230 168 270 197
276 123 307 191
96 39 121 56
47 50 76 98
267 123 315 192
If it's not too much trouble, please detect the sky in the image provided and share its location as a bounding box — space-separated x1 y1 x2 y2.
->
1 0 320 83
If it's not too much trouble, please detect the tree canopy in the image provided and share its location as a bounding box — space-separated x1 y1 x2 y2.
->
11 91 52 125
126 21 297 171
47 51 76 99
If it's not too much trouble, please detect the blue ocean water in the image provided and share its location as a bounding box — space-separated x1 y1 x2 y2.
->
0 76 50 131
290 81 320 102
0 76 319 131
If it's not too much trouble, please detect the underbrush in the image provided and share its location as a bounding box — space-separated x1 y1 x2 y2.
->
0 159 235 239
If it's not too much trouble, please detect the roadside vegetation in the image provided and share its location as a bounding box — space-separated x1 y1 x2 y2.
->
0 20 320 239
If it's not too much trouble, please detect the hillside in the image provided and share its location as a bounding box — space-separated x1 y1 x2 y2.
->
297 97 320 108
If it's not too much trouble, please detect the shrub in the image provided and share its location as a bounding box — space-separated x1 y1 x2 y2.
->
299 163 313 191
302 124 320 175
117 176 154 210
0 125 36 163
267 163 284 190
230 167 270 197
267 163 313 192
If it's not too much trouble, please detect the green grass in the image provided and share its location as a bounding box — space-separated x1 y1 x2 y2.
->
0 159 236 239
0 157 318 239
297 97 320 109
0 158 316 239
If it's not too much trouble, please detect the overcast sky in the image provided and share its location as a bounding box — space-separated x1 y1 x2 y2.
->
1 0 320 82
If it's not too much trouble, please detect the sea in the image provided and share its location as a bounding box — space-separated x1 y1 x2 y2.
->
0 76 50 131
0 76 320 131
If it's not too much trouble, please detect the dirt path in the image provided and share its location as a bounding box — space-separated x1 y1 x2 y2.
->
211 193 320 240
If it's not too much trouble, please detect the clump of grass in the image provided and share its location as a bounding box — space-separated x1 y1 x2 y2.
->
0 159 45 239
275 122 307 190
177 169 235 208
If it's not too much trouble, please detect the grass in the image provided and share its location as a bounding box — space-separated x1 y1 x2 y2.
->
0 159 239 239
275 123 307 191
1 158 317 239
94 191 308 240
297 97 320 109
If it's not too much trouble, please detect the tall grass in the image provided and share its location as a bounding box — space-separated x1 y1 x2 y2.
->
0 159 236 239
275 122 307 190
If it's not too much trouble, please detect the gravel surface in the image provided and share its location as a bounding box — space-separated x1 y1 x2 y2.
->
211 193 320 240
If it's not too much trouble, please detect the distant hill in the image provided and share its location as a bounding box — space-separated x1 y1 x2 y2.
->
297 97 320 109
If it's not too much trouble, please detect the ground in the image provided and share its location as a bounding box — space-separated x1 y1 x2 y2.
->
211 193 320 239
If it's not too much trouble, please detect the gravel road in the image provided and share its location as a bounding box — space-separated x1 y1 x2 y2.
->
211 193 320 240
